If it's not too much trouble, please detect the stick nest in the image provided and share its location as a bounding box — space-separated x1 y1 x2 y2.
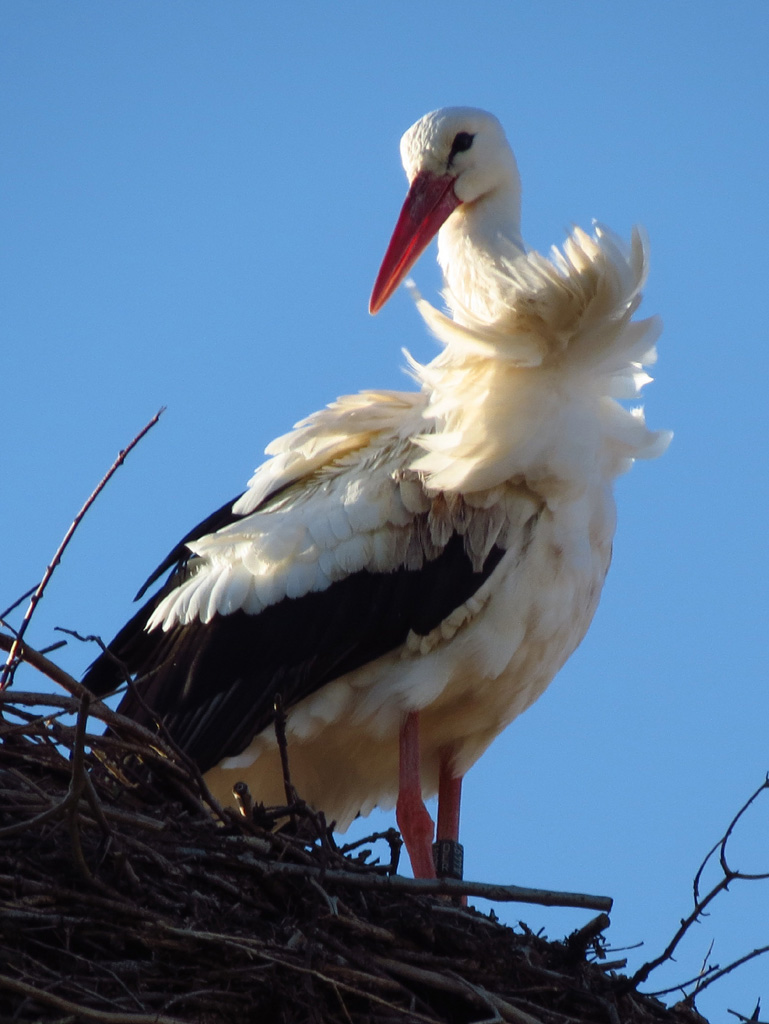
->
0 688 706 1024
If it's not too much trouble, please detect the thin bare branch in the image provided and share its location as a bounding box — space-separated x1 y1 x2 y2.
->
0 583 37 621
629 775 769 991
1 407 164 689
273 692 298 809
686 944 769 999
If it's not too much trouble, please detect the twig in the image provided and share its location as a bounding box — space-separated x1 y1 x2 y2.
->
727 1001 764 1023
692 780 769 904
375 956 543 1024
38 638 68 655
19 941 147 1014
629 775 769 991
658 945 769 1001
0 685 195 780
0 584 37 621
273 693 298 809
81 763 114 837
155 924 443 1024
0 631 83 694
0 686 174 772
243 857 612 910
1 407 164 689
645 965 721 999
566 912 610 956
0 973 187 1024
66 693 94 884
0 699 94 839
594 959 627 972
339 826 403 873
690 937 716 1001
309 874 340 916
329 980 356 1024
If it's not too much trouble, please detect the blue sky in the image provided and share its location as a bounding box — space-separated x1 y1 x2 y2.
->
3 4 768 1016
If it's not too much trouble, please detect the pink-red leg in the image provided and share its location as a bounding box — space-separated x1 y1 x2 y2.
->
437 752 462 842
396 711 436 878
435 751 465 895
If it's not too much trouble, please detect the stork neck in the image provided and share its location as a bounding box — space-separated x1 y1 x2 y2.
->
437 183 524 322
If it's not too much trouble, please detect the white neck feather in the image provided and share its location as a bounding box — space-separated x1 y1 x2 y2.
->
437 180 525 325
407 224 671 504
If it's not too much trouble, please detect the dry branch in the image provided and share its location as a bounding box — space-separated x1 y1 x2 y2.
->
628 776 769 998
0 408 164 689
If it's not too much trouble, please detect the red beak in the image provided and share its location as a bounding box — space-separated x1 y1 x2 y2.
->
369 171 461 314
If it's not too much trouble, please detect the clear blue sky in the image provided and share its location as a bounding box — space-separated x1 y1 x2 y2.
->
3 4 768 1016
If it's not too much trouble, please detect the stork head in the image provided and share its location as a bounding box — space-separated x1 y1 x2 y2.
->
370 107 521 314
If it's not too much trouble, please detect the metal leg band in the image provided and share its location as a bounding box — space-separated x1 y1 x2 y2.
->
432 839 464 880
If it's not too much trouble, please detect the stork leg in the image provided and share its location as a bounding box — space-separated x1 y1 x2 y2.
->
396 711 436 878
434 750 465 885
436 752 462 844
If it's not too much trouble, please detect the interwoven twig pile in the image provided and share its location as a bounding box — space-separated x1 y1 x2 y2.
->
0 683 704 1024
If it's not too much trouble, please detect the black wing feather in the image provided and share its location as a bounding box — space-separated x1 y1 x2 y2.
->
83 531 508 773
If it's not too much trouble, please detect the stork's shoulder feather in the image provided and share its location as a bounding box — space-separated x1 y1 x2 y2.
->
234 389 427 513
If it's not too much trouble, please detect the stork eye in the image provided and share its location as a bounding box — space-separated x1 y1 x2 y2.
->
448 132 475 164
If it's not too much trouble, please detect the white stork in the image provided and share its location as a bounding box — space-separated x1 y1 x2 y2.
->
84 107 669 880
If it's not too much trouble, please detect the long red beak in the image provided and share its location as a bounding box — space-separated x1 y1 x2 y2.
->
369 171 461 314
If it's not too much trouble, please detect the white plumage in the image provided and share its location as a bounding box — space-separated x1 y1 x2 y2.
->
84 107 669 877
